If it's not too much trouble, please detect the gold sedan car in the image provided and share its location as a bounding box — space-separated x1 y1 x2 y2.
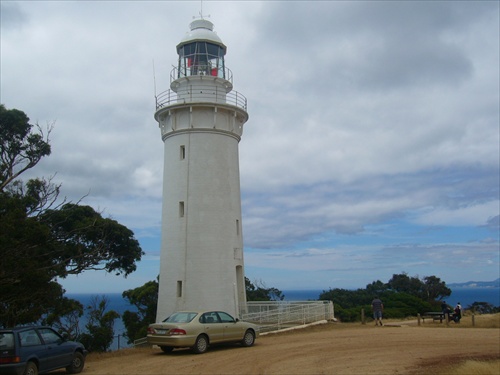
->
147 311 259 354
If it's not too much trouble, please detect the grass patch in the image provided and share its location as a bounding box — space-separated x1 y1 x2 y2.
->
437 359 500 375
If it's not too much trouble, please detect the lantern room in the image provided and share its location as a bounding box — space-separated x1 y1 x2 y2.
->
176 18 227 79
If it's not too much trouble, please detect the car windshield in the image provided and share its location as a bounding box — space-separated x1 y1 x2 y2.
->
0 333 14 350
163 312 198 323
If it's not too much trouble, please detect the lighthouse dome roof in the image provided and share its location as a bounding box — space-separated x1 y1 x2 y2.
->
177 18 226 50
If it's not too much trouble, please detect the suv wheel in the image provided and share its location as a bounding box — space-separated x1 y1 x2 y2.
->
66 351 85 374
24 361 38 375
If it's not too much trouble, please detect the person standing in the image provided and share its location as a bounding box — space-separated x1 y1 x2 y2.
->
454 302 462 322
441 300 451 321
372 297 384 326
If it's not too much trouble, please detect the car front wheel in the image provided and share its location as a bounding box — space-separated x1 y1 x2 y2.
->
241 329 255 347
24 361 38 375
192 334 208 354
66 351 85 374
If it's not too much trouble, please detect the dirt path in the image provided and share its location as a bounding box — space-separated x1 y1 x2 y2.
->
80 323 499 375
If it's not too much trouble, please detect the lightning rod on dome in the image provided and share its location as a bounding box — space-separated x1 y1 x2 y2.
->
195 0 210 20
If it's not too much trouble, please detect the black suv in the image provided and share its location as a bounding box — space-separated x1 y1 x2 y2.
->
0 326 87 375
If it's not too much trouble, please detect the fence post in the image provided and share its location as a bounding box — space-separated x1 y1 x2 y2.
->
472 314 475 327
361 308 365 325
417 313 421 326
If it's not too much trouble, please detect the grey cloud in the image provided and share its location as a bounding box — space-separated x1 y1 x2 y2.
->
0 2 27 30
252 2 489 91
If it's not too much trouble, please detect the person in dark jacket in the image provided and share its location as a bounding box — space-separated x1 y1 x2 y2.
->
371 297 384 326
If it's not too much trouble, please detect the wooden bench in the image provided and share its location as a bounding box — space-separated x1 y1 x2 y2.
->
422 312 447 323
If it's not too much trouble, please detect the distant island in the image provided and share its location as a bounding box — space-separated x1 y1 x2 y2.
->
448 278 500 288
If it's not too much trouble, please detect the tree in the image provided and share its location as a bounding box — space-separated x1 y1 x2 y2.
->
245 277 285 301
365 280 388 295
387 273 451 302
0 104 51 191
41 203 143 277
0 198 143 326
0 105 144 327
122 280 158 344
0 280 64 328
387 273 421 295
467 302 499 314
78 295 120 352
42 297 84 341
422 276 451 301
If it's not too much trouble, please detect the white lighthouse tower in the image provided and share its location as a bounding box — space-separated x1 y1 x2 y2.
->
154 18 249 320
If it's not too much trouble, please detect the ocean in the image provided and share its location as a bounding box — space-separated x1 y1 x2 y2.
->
67 286 499 351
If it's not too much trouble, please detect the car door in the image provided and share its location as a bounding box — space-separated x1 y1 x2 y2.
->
19 329 50 371
37 328 73 370
201 312 224 343
217 312 243 341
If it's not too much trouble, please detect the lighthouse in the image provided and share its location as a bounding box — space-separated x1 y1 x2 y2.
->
154 18 249 320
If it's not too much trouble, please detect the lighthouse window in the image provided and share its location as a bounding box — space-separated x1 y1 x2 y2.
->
178 42 225 78
236 219 240 235
180 145 185 160
179 202 185 217
177 281 182 297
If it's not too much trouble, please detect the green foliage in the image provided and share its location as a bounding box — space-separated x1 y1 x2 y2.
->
0 198 142 326
387 273 451 302
332 306 362 323
245 277 285 301
122 280 159 344
41 203 143 277
466 302 499 314
381 292 433 318
0 281 64 328
320 274 446 322
78 296 120 352
0 104 51 191
0 186 62 326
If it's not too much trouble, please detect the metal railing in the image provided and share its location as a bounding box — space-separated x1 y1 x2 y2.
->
133 337 149 347
170 66 233 83
155 84 247 111
241 301 335 333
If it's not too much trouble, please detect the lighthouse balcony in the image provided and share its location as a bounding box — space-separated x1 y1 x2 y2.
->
155 84 247 111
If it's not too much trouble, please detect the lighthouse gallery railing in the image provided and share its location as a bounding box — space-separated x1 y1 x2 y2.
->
155 85 247 111
155 66 247 111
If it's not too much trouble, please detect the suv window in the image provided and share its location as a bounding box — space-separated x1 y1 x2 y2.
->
0 333 14 350
19 329 42 347
38 328 61 344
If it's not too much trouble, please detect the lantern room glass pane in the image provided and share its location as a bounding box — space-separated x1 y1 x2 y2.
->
178 42 225 78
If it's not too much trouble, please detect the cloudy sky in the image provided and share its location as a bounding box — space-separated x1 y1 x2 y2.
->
1 1 499 294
